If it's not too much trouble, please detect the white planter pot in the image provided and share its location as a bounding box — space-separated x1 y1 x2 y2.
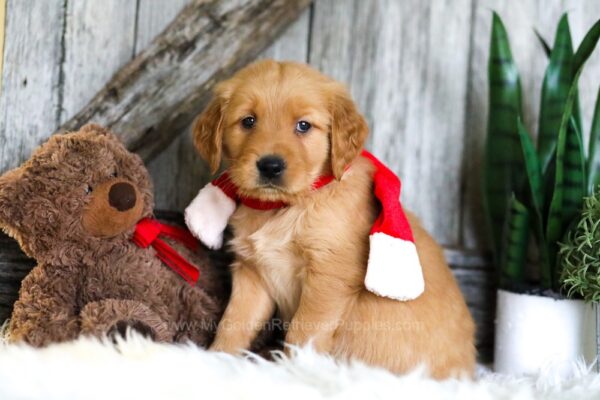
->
494 289 596 376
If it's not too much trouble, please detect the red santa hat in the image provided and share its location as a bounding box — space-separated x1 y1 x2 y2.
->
185 150 424 301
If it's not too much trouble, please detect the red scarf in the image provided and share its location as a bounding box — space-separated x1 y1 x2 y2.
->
184 150 425 301
132 218 200 285
212 165 338 210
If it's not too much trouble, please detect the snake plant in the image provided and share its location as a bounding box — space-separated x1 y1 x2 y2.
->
483 12 600 292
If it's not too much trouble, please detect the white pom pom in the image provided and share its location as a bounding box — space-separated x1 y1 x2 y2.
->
184 183 236 250
364 233 424 301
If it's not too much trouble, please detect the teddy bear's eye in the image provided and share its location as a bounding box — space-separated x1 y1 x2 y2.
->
84 184 93 195
111 171 118 178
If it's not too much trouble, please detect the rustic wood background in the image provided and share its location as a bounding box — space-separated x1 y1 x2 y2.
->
1 0 600 359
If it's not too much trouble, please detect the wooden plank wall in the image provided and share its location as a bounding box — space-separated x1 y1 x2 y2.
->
1 0 600 358
3 0 599 250
0 0 4 85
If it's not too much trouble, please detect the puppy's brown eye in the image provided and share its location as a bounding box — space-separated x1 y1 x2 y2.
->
296 120 311 134
84 184 93 195
241 116 256 130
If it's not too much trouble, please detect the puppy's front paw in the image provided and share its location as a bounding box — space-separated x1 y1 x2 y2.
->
184 183 236 249
285 328 332 354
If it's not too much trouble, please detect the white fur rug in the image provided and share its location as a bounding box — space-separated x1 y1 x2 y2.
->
0 333 599 400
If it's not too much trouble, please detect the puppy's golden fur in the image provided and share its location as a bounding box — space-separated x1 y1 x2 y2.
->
193 60 476 378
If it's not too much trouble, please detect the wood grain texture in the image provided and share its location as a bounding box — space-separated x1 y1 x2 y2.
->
259 6 310 62
452 265 495 362
147 5 311 211
0 0 6 87
58 0 312 162
309 0 473 248
138 0 197 212
0 233 35 324
134 0 190 54
0 0 66 173
60 0 137 123
461 0 600 251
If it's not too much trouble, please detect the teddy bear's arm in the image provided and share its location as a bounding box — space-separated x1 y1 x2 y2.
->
9 263 81 347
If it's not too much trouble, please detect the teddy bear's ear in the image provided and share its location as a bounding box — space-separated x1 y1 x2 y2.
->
79 123 110 136
0 167 23 232
79 123 124 146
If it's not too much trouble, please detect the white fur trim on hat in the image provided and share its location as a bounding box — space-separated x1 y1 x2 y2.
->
364 232 425 301
184 183 236 250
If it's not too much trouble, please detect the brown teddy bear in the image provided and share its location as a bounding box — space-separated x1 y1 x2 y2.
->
0 124 231 347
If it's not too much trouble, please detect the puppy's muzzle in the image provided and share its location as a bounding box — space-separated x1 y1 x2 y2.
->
256 155 286 181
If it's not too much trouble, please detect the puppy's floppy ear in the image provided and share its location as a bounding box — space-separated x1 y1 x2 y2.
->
193 97 225 175
330 86 369 180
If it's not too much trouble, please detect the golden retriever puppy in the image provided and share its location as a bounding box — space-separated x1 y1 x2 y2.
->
189 60 476 378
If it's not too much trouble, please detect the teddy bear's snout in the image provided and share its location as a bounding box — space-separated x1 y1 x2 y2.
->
109 182 137 212
82 179 144 237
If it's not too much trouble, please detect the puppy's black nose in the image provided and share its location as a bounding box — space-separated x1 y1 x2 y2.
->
256 155 286 180
109 182 137 211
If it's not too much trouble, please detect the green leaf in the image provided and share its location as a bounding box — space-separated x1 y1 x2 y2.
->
546 110 566 286
518 119 551 287
534 29 552 57
564 117 587 216
500 195 529 288
518 119 543 210
546 17 600 289
546 119 587 288
537 14 582 174
483 12 524 263
572 18 600 74
587 87 600 193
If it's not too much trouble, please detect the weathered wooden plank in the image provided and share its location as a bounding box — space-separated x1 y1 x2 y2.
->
134 0 190 53
461 0 600 251
60 0 137 123
137 0 204 212
451 266 495 362
58 0 312 162
0 233 36 323
309 0 473 248
147 5 312 211
0 0 66 173
445 247 495 361
259 7 310 62
0 0 6 86
444 248 489 269
575 1 600 142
